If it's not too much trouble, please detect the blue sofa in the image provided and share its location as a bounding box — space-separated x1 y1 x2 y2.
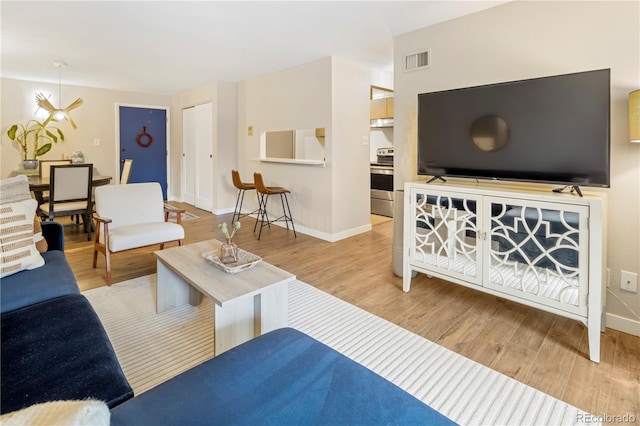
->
0 222 134 415
111 327 455 425
2 223 455 425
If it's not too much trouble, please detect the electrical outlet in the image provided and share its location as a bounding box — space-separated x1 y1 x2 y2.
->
606 268 610 288
620 270 638 293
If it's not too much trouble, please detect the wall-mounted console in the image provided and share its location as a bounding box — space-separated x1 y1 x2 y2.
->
403 181 607 363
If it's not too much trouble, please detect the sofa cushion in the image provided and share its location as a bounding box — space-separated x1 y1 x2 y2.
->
0 250 79 314
0 294 133 414
0 175 46 252
32 218 48 253
0 199 45 278
110 327 454 425
0 175 31 203
0 400 110 426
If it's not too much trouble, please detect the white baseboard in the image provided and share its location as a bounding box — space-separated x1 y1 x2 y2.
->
300 223 373 242
212 206 235 215
605 313 640 336
245 211 372 242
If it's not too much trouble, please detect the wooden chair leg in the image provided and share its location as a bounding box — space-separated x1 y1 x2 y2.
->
92 246 99 268
105 249 112 286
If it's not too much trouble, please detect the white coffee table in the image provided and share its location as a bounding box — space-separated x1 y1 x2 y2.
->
154 239 295 355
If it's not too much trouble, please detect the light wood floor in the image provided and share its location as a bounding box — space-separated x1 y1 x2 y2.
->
63 204 639 423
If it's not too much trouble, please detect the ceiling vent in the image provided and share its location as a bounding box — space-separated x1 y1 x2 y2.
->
403 49 430 72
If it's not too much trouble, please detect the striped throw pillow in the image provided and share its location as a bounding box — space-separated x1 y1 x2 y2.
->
0 198 45 278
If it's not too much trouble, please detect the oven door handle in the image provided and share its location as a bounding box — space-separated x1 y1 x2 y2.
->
371 166 394 175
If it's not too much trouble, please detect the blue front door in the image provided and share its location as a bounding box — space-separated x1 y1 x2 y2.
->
119 106 168 199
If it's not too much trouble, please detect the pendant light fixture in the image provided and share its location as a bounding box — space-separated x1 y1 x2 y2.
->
36 61 83 129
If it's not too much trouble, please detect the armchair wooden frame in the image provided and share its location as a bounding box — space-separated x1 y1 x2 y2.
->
93 203 185 286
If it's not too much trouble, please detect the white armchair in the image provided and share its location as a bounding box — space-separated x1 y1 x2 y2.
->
93 182 185 286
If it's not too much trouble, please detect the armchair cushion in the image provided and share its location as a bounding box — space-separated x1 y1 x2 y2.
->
95 182 166 229
102 222 185 252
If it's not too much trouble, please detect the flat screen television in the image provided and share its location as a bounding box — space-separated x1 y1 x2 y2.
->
417 69 610 188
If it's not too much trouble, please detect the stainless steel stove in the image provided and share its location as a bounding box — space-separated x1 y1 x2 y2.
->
371 147 394 217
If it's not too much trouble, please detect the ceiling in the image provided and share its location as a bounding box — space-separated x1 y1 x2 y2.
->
1 1 506 96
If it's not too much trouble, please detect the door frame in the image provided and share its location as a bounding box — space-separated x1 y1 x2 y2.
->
180 102 214 211
115 103 172 198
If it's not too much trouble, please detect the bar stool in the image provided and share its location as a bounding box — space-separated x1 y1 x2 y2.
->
253 172 297 240
231 170 258 224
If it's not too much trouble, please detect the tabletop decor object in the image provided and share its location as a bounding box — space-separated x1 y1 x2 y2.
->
6 120 65 169
217 221 241 264
201 248 262 274
71 151 85 164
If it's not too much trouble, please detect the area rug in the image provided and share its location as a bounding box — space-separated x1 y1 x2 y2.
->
82 275 593 425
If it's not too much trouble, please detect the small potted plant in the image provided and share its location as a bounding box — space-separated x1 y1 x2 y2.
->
6 120 64 169
218 221 241 264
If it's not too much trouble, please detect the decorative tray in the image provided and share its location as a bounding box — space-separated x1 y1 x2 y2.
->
201 249 262 274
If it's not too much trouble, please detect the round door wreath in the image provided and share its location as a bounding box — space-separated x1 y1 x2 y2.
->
136 126 153 148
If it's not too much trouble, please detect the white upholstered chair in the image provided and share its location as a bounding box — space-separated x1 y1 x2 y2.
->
92 182 185 286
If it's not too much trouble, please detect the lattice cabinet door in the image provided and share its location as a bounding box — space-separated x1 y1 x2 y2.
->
483 197 590 316
408 187 483 285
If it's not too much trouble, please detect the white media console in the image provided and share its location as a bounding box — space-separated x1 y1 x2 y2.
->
403 181 607 363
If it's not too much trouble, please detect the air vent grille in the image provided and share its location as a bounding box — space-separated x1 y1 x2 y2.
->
404 49 430 72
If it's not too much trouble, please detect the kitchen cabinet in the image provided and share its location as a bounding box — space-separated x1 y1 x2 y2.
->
370 97 394 119
403 181 606 363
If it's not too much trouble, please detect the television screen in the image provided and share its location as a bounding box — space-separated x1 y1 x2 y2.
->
417 69 610 187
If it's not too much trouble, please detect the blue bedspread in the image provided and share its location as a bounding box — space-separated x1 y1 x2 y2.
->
110 327 455 425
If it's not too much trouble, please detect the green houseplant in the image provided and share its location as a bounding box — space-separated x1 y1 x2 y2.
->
7 120 64 169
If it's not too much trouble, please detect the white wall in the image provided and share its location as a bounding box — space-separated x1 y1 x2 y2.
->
1 78 171 184
237 57 372 241
331 57 371 236
394 1 640 333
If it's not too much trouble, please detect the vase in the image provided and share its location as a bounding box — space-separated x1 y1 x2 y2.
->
23 159 38 170
219 238 239 264
71 151 85 164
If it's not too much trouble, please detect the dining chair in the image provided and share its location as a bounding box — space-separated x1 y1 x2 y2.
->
39 159 72 178
38 164 93 241
38 159 73 203
120 159 133 184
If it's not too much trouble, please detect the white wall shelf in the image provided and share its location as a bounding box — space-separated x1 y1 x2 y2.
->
257 157 326 166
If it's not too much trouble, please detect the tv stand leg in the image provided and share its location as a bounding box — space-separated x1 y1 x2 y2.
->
552 185 583 197
427 176 446 184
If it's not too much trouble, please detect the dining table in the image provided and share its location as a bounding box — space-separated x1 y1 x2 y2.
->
9 169 112 205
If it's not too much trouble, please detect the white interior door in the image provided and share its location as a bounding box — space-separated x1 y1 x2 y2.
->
182 103 213 211
181 107 196 205
194 103 213 211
